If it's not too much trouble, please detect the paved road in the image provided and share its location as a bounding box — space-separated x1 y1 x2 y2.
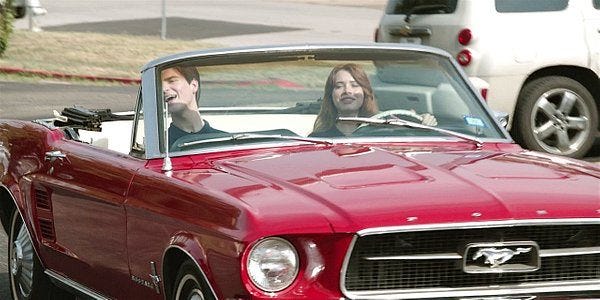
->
0 81 138 120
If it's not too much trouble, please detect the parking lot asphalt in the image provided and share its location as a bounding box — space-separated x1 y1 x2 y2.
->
44 17 302 40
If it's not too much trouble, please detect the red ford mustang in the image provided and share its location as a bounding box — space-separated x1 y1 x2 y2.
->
0 44 599 299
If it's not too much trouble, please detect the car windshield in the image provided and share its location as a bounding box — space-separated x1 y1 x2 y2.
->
155 50 505 154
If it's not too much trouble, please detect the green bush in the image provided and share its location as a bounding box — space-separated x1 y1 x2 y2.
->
0 0 15 57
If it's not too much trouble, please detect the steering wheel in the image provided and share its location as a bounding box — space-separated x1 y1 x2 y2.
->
352 109 425 136
371 109 424 123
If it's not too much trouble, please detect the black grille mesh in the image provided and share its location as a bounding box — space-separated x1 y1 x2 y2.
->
344 224 600 291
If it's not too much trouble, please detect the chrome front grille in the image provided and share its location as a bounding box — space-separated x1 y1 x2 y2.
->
342 220 600 299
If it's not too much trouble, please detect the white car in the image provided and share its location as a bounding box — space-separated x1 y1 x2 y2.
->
376 0 599 158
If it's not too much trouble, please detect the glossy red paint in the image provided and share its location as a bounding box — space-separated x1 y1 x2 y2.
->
1 120 599 299
173 143 599 231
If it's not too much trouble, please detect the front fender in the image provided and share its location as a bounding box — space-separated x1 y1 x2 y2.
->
162 231 226 300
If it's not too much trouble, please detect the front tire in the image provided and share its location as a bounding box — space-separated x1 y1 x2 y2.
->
513 76 598 158
8 210 68 300
172 260 213 300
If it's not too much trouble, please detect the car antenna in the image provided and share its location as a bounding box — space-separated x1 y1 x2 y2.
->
162 97 173 175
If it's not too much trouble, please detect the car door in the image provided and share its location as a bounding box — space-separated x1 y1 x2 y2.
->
33 139 143 296
583 0 600 74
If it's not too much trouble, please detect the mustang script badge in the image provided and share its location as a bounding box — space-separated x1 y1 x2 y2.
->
472 247 531 268
463 241 540 273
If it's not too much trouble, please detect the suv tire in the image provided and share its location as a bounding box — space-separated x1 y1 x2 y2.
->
513 76 597 158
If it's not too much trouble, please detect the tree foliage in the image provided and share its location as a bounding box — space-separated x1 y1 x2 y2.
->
0 0 15 56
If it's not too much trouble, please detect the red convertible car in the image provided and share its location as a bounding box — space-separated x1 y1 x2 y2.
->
0 44 599 299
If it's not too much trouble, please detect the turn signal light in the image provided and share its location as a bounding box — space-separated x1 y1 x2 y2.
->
457 49 472 66
458 29 472 45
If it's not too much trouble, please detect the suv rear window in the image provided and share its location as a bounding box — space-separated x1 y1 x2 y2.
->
495 0 568 12
385 0 458 15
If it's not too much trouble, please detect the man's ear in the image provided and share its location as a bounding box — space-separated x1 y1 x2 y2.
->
190 79 199 93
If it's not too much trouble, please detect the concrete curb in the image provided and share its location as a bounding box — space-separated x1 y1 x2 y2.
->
0 66 141 85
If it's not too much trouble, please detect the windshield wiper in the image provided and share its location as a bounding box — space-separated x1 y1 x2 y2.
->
338 117 483 150
178 133 333 148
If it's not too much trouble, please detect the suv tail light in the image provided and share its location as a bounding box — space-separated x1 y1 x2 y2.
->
457 49 472 66
480 88 488 101
458 29 472 45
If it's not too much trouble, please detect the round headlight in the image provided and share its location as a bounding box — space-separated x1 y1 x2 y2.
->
246 237 299 292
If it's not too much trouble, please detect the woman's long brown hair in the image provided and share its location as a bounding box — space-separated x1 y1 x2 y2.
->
312 63 379 133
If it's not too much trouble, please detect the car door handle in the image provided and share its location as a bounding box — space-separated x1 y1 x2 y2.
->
45 150 66 162
45 151 68 175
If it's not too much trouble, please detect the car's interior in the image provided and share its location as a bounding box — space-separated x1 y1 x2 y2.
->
51 55 503 156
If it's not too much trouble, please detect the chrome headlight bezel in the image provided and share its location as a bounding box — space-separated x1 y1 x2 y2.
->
246 237 299 292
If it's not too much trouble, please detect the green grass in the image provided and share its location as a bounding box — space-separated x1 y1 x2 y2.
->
0 30 219 83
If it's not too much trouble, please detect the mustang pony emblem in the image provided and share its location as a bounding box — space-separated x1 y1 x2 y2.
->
472 247 532 268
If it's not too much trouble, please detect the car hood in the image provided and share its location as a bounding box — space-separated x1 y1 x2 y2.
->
176 144 600 233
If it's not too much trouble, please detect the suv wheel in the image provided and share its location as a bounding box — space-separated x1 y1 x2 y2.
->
513 76 597 158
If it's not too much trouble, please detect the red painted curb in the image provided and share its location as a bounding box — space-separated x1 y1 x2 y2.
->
0 66 141 85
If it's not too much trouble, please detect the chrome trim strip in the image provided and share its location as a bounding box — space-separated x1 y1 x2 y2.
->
200 107 283 113
345 280 600 299
340 235 358 297
540 246 600 257
364 253 462 260
141 43 454 72
45 270 110 300
168 136 510 158
357 218 600 236
361 246 600 261
141 67 160 159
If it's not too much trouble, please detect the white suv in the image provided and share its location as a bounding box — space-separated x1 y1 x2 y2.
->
376 0 599 158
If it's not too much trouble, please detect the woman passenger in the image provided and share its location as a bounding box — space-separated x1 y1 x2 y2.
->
310 63 379 137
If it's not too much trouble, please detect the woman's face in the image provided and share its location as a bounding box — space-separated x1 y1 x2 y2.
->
332 70 364 117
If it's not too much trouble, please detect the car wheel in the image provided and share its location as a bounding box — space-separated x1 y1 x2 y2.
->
513 76 598 158
173 260 213 300
8 210 69 300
